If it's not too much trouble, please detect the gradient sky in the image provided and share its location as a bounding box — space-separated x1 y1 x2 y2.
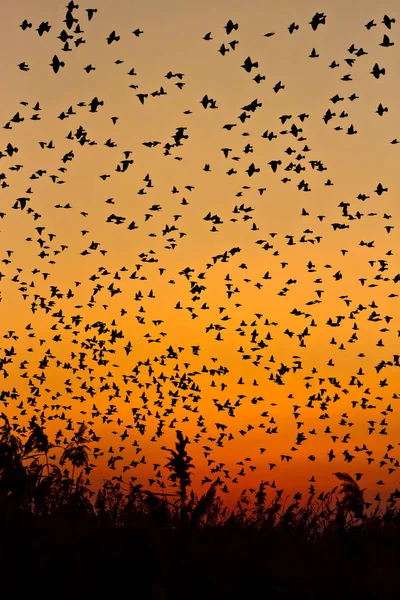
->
1 0 400 505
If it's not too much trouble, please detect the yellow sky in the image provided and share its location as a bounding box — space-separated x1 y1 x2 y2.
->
1 0 400 505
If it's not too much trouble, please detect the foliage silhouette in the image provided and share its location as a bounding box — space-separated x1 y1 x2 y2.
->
1 420 400 598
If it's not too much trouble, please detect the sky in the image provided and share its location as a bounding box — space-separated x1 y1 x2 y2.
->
1 0 400 505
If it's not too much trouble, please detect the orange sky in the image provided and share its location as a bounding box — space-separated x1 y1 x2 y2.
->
1 0 400 506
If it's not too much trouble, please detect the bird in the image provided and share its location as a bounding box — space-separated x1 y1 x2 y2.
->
1 1 399 526
86 8 97 20
107 30 120 44
309 12 326 30
382 15 396 29
288 22 299 34
20 20 32 30
371 63 385 78
225 20 238 35
49 55 66 75
37 21 51 36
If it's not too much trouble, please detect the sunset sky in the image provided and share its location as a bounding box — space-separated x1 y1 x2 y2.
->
1 0 400 505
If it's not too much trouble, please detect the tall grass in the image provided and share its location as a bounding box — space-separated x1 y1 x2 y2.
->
1 416 400 597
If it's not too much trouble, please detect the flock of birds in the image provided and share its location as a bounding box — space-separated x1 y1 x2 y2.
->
1 1 400 500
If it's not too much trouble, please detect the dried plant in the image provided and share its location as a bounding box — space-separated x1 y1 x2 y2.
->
60 422 90 492
333 472 365 520
164 430 194 513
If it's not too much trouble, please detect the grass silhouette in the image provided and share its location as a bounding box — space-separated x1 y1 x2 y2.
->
1 413 399 598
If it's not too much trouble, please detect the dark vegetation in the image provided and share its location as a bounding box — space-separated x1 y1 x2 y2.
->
1 414 400 599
